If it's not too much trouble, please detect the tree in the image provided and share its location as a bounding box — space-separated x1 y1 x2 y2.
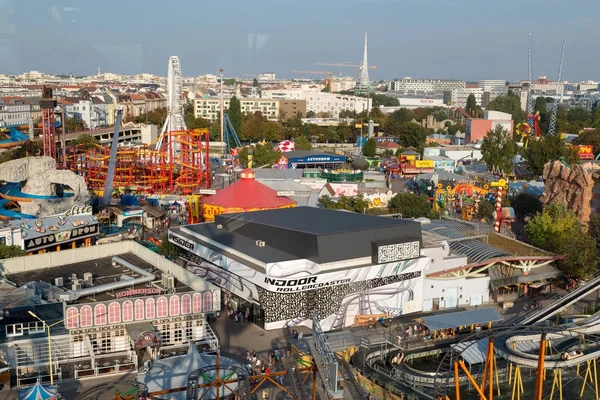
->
388 122 429 149
465 94 477 116
306 111 316 118
336 122 353 143
447 123 466 136
210 122 221 141
186 116 211 130
363 138 376 157
534 97 549 133
241 113 264 141
567 106 590 130
237 144 282 168
158 234 179 259
252 78 259 87
0 244 26 259
262 121 283 141
318 195 370 213
134 107 168 125
477 200 495 220
522 134 578 176
294 136 312 151
387 193 432 218
355 93 400 107
64 117 87 132
526 204 598 278
387 108 414 125
227 96 242 136
283 118 304 139
480 125 515 173
486 93 525 122
72 134 99 149
339 109 357 119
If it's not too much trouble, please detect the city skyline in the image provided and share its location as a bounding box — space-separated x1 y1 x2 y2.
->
0 0 598 81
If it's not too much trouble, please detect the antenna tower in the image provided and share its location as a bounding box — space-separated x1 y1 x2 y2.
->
547 38 567 136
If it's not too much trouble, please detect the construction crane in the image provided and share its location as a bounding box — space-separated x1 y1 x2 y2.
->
315 62 378 69
292 71 342 92
547 37 567 136
315 63 378 81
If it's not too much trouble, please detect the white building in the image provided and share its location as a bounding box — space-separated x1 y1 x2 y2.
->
450 88 484 108
579 81 599 91
194 98 280 122
64 97 108 129
380 96 445 111
0 97 32 126
261 90 370 116
478 80 507 92
330 76 357 93
423 145 483 162
388 78 465 93
257 72 277 84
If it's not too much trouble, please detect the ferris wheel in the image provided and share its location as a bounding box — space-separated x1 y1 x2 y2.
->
156 56 187 152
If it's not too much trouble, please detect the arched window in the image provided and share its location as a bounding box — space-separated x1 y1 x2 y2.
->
192 293 202 313
157 297 168 318
94 304 107 326
80 305 93 327
202 292 212 312
169 295 180 316
135 299 145 321
108 302 121 324
146 298 155 319
122 301 134 322
66 307 79 329
181 294 191 315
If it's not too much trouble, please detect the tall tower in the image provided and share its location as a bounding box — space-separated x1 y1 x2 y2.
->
355 31 373 96
360 31 369 81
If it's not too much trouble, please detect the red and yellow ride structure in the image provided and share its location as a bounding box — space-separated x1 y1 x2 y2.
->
65 129 211 196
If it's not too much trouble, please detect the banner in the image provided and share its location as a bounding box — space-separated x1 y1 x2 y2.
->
415 160 434 168
575 145 594 160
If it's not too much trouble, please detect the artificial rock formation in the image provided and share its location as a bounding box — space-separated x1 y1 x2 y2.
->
540 160 597 224
0 156 90 217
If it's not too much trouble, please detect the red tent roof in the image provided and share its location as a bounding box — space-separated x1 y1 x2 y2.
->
204 169 296 209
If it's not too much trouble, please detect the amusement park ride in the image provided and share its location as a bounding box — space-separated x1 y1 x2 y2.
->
516 35 567 147
61 57 212 199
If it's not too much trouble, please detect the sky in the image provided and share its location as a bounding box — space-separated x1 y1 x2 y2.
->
1 0 599 82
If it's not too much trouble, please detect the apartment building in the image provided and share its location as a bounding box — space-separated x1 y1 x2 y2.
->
388 78 465 93
62 97 109 129
450 88 484 108
261 90 371 116
0 97 32 126
194 98 281 122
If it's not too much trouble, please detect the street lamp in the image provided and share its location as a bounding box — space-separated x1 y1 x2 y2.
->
28 310 80 385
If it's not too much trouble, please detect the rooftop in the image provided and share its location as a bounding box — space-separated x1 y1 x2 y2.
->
176 207 422 266
5 253 192 304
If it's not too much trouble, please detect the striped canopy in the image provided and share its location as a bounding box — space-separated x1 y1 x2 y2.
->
18 381 58 400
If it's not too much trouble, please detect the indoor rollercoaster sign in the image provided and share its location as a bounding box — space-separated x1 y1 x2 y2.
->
265 270 421 293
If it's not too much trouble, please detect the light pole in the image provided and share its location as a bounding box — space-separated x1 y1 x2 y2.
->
28 310 80 385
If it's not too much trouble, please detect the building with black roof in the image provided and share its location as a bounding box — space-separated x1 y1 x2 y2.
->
168 207 428 330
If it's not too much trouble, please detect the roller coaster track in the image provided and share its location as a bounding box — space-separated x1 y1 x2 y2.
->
508 273 600 326
335 353 368 399
282 356 306 400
